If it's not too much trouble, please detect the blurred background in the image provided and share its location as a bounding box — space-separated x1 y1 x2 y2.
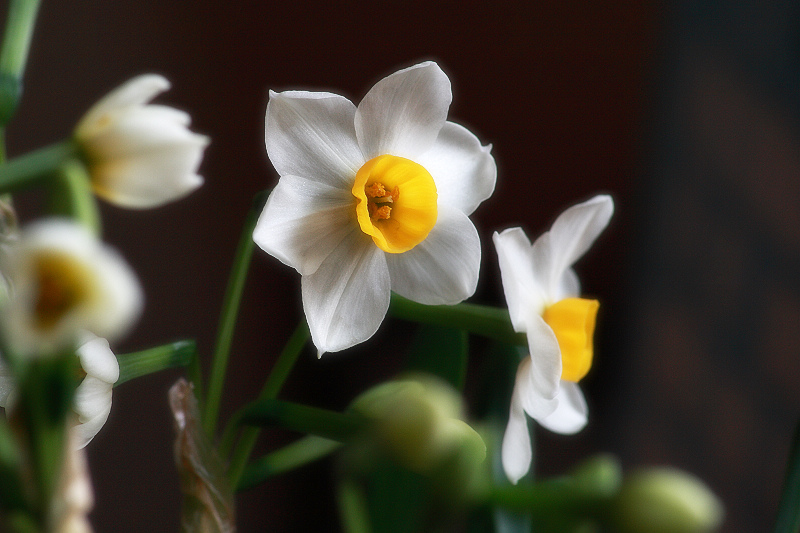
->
4 1 799 531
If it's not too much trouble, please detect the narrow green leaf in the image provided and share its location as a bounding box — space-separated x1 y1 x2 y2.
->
116 340 196 386
405 324 468 390
240 399 364 442
238 435 341 491
773 418 800 533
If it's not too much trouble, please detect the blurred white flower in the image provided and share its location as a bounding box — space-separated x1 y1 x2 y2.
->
254 61 496 354
493 195 613 483
75 74 209 209
0 219 142 356
0 334 119 449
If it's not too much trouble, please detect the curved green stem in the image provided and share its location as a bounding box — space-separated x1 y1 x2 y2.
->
389 294 526 346
225 320 309 488
337 477 372 533
485 480 611 520
115 340 197 386
237 435 341 492
0 0 41 125
201 194 264 436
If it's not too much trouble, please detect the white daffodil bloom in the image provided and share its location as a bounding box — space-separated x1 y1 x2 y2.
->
493 194 613 484
0 219 142 356
75 74 209 209
254 62 497 354
0 334 119 449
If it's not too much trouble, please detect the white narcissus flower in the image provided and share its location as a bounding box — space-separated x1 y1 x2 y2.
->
0 334 119 449
0 219 142 356
493 194 614 484
254 61 497 355
75 74 209 209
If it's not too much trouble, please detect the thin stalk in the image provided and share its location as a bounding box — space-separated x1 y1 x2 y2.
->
337 477 372 533
225 320 309 488
201 200 260 436
0 141 77 194
389 294 526 346
0 0 41 125
115 340 197 386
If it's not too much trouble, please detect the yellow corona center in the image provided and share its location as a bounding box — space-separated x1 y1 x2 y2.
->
352 155 438 254
542 297 599 382
33 252 95 331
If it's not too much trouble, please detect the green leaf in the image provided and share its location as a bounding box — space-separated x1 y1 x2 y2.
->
405 324 468 390
237 435 341 491
116 340 196 386
240 399 364 442
773 418 800 533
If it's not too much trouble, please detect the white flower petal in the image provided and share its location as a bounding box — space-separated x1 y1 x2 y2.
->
73 376 112 421
76 335 119 385
417 121 496 215
493 228 547 330
538 195 613 299
518 317 562 418
386 206 479 305
501 387 533 484
253 175 355 276
91 142 206 209
302 230 390 354
71 401 112 449
76 74 171 136
266 90 363 189
535 381 588 435
355 62 452 159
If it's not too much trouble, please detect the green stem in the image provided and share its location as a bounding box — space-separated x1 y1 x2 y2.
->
240 399 363 441
0 0 41 126
0 141 77 194
485 480 610 519
389 294 525 346
337 477 373 533
115 340 197 386
201 196 261 436
773 418 800 533
46 158 100 235
225 320 309 488
237 435 341 491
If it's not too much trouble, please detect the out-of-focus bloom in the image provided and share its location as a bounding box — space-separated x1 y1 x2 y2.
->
350 376 486 474
75 74 209 209
0 219 142 356
0 334 119 449
612 468 724 533
253 61 496 354
493 195 613 483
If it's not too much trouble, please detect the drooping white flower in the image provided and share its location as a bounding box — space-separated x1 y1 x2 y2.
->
0 334 119 449
493 194 613 484
0 219 142 356
75 74 209 209
254 62 497 354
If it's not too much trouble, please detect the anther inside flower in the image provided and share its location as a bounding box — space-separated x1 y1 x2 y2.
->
33 252 97 331
352 155 438 254
542 297 599 382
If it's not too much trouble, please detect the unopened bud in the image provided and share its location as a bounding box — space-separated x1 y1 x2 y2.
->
613 467 723 533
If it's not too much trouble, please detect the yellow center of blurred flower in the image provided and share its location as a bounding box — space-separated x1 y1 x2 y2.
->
542 297 599 382
352 155 438 254
33 252 95 331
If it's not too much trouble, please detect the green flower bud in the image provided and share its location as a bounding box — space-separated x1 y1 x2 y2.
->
613 467 724 533
349 375 486 482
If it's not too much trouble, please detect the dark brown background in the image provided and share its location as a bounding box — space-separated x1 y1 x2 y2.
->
4 1 799 532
